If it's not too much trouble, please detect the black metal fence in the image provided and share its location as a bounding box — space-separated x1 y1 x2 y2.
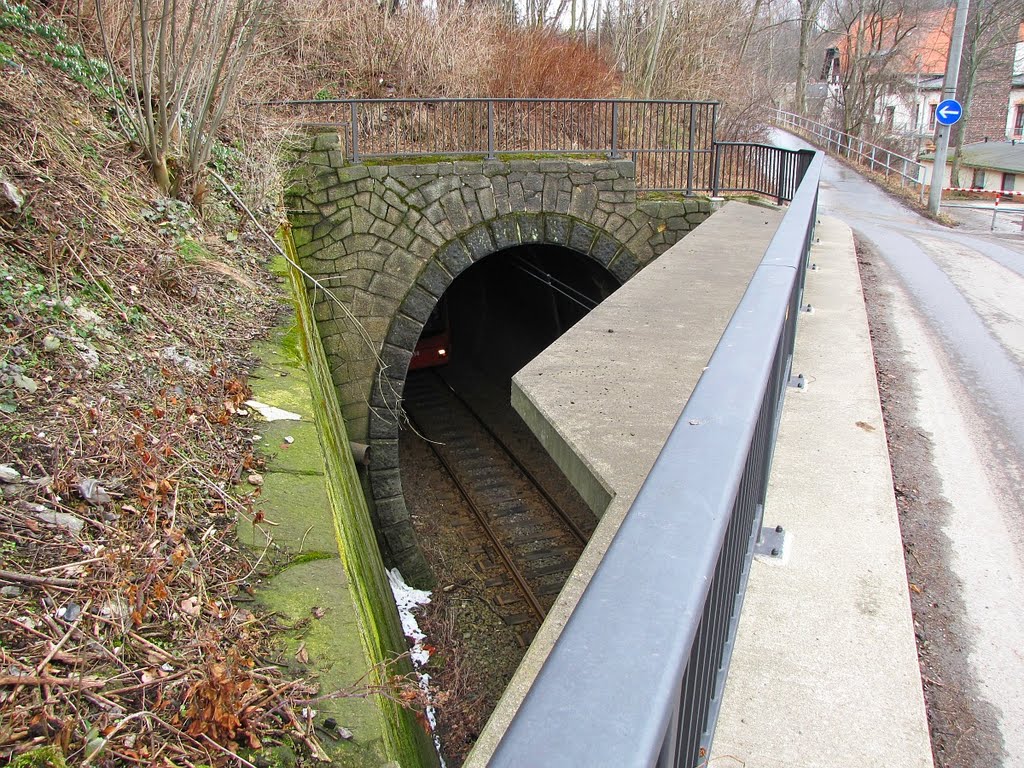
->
714 142 816 204
488 153 822 768
271 98 810 202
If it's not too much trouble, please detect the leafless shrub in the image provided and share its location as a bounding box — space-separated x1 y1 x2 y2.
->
90 0 271 207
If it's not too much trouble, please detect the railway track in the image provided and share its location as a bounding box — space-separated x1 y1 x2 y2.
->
403 369 590 645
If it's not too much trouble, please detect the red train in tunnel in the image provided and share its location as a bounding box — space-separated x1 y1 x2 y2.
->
410 298 451 370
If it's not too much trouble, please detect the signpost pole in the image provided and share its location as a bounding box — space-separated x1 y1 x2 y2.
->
928 0 971 215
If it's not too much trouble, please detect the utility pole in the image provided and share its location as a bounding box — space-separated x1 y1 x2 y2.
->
928 0 971 215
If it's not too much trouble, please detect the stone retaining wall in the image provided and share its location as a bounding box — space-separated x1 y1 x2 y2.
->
286 132 711 583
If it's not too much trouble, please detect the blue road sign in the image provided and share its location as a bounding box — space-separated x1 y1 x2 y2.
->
935 99 963 126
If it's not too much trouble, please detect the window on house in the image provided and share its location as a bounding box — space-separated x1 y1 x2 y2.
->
972 168 986 189
928 104 938 131
1015 105 1024 138
911 106 919 130
884 106 896 130
1003 173 1017 192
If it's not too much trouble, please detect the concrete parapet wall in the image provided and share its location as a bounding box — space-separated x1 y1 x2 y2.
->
285 131 711 582
467 202 785 764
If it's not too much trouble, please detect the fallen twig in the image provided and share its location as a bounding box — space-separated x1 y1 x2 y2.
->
0 569 79 588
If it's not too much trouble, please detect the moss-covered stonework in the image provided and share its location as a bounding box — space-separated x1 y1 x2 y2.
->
285 133 711 583
240 243 437 768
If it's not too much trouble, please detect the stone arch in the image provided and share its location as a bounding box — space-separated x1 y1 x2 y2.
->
365 212 643 586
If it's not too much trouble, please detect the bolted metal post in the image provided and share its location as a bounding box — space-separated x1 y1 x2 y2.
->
609 101 621 159
712 144 722 197
349 101 360 163
487 99 495 159
776 149 786 205
686 103 696 196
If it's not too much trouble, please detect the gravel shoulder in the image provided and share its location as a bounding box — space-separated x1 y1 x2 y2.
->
856 238 1005 768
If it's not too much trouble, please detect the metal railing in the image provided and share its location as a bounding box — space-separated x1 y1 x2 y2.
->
713 142 816 204
272 98 812 201
274 98 718 194
489 152 822 767
774 109 926 200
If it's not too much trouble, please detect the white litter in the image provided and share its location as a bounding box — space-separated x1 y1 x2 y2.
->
388 568 447 767
244 400 302 422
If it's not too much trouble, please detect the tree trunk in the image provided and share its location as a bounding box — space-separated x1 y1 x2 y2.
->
796 7 813 113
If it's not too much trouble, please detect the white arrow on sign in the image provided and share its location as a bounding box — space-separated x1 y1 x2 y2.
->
937 103 959 121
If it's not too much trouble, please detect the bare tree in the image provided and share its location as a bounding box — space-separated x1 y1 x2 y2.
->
93 0 270 207
824 0 924 139
796 0 828 112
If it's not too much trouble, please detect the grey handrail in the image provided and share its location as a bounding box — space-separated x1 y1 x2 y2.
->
489 153 823 768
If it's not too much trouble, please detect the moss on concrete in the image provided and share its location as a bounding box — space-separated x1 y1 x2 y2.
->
281 230 438 768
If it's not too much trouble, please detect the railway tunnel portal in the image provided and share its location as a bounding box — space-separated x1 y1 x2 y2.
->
285 132 713 584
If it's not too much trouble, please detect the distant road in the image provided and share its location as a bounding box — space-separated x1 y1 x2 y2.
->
772 129 1024 767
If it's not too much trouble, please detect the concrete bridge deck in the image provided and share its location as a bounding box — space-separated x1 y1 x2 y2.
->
467 211 932 766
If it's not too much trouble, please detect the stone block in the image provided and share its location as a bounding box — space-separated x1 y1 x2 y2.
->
453 160 483 175
524 191 543 213
490 217 521 250
569 185 598 219
510 160 539 173
482 160 507 176
357 252 387 272
369 219 396 239
384 205 404 226
545 215 571 245
556 191 572 213
538 160 568 172
417 261 453 298
522 173 544 193
402 237 431 261
401 286 435 324
388 313 423 351
369 439 400 472
384 251 421 283
368 166 387 179
591 234 621 267
568 221 598 254
518 213 544 242
595 168 619 181
542 175 559 210
381 341 414 372
375 495 410 527
466 174 490 190
477 188 497 220
438 239 473 274
464 224 496 261
381 522 419 556
368 194 390 219
312 132 340 151
609 249 641 282
368 272 409 302
509 182 526 211
423 202 445 226
338 165 370 183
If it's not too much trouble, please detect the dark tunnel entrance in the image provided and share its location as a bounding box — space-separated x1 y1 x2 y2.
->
443 243 621 379
397 244 621 763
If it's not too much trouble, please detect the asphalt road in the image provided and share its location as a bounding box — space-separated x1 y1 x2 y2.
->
773 130 1024 766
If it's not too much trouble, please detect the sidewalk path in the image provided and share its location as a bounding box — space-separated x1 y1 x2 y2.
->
710 216 933 768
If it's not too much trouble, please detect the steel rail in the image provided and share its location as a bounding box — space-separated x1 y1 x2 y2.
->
404 407 547 622
432 370 590 548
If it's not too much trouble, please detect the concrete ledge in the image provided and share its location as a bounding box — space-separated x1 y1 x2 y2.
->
467 201 786 764
710 217 933 767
